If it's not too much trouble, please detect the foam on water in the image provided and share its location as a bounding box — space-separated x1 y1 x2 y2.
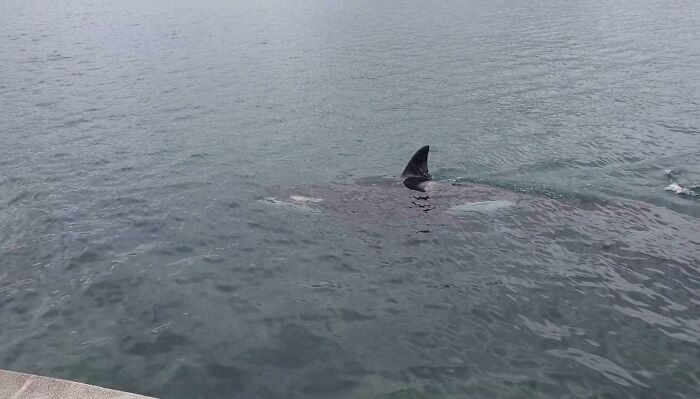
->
260 197 320 213
289 195 324 203
665 183 698 196
447 200 515 214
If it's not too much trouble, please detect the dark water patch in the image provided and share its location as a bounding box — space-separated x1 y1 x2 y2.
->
407 364 472 383
83 280 125 307
202 254 226 264
308 281 341 290
333 308 374 322
158 364 248 399
298 367 359 394
66 248 106 270
173 245 194 254
123 331 193 357
214 284 236 293
6 190 35 206
41 308 60 319
224 201 240 209
56 118 91 128
659 123 699 136
246 324 342 369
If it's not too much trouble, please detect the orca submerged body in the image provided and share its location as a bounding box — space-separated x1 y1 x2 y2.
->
261 145 518 219
398 145 516 211
259 145 699 265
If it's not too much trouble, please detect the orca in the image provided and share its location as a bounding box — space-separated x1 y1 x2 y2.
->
260 145 519 217
401 145 432 192
257 145 699 278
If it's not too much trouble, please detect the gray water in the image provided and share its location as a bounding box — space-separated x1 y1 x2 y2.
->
2 0 700 397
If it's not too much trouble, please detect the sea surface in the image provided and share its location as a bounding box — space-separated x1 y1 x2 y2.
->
1 0 699 398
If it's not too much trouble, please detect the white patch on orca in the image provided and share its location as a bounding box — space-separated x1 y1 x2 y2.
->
290 195 324 203
665 183 697 196
260 197 320 213
447 200 514 215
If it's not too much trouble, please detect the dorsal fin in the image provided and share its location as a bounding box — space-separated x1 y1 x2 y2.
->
401 145 431 179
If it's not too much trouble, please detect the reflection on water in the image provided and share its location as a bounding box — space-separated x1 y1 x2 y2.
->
1 0 699 398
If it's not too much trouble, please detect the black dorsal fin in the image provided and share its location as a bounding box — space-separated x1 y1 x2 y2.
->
401 145 431 179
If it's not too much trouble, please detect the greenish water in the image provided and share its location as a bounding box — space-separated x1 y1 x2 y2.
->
1 0 699 398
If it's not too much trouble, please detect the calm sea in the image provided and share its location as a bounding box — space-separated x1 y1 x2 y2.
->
1 0 699 397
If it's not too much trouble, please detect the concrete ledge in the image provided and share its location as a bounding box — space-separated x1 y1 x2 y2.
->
0 369 154 399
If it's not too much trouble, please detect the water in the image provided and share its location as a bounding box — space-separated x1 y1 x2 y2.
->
1 0 699 397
